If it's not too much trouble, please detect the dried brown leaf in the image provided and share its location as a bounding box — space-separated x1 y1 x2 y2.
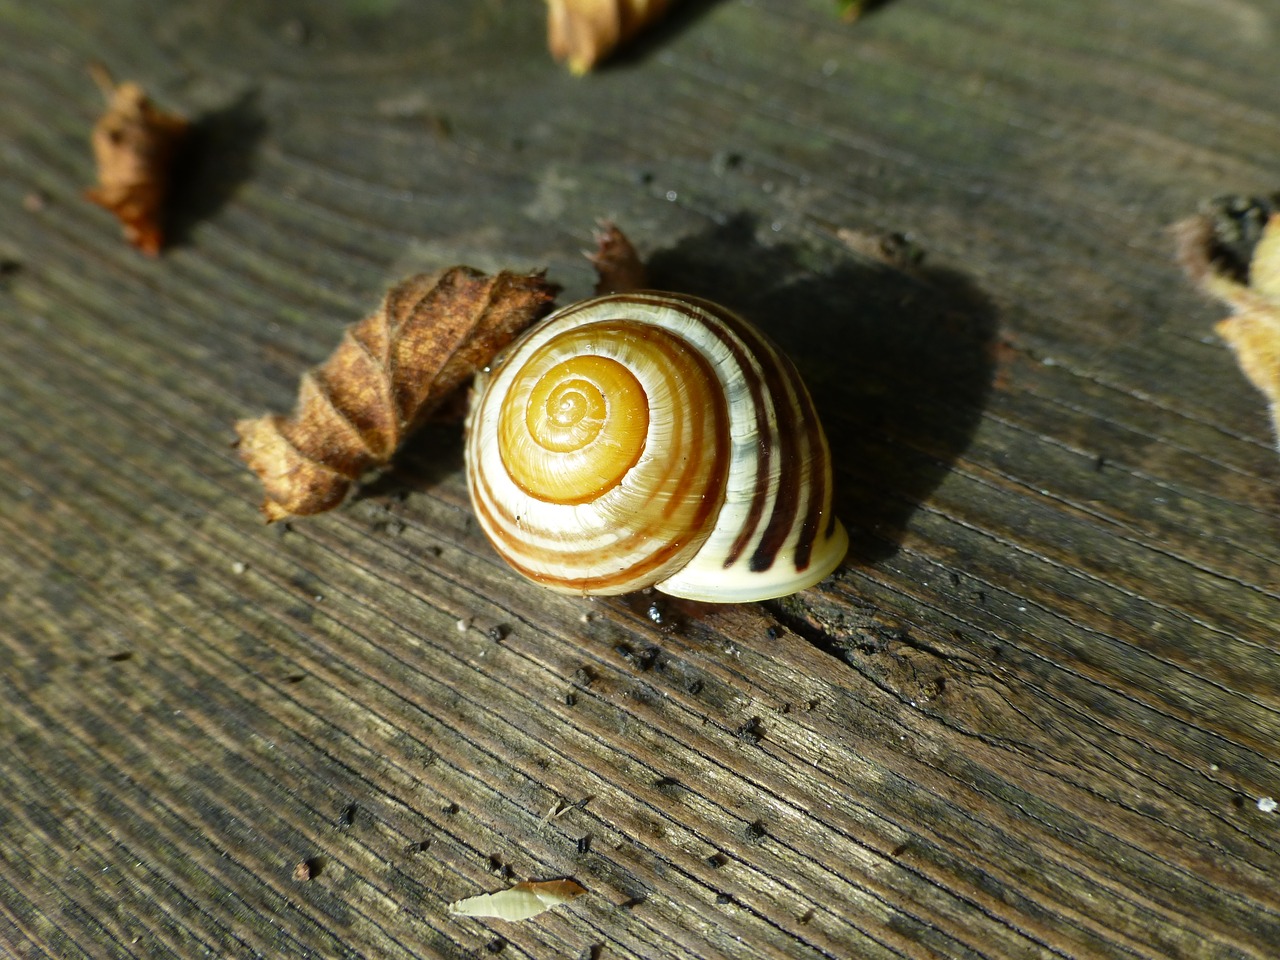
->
589 221 648 294
84 63 189 256
546 0 675 74
447 879 587 921
1177 205 1280 451
235 268 560 521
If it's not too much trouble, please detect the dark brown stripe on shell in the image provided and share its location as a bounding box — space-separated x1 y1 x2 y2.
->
716 334 772 568
705 300 828 574
611 294 776 569
683 297 806 574
622 292 832 576
746 341 802 574
788 360 829 571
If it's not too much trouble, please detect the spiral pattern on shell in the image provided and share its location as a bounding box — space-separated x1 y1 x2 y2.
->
465 292 848 602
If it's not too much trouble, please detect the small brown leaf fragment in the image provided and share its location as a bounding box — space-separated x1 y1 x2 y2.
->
546 0 675 75
448 879 587 921
836 226 925 271
1216 306 1280 445
1177 203 1280 451
589 221 648 294
235 268 559 521
84 63 189 256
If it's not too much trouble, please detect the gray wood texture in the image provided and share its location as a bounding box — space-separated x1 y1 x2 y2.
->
2 1 1279 957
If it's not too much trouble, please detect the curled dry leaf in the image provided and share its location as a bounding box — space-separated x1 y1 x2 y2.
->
1176 199 1280 451
84 63 189 256
546 0 675 74
235 268 560 521
447 879 587 921
589 221 649 295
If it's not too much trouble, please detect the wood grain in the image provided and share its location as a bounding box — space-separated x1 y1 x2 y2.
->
2 1 1278 958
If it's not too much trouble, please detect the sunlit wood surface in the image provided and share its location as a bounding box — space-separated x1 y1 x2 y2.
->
2 2 1278 957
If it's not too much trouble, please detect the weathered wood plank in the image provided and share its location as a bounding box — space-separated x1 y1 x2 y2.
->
3 1 1280 958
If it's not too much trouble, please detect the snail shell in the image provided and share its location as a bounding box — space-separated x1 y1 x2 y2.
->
464 292 848 603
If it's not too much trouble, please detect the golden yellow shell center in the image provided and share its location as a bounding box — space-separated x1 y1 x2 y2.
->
536 377 604 451
500 353 649 505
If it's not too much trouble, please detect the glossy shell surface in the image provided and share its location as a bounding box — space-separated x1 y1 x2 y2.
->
465 292 847 602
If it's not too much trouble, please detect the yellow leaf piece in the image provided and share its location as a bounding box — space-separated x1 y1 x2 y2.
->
447 879 587 921
1248 216 1280 300
546 0 675 75
1216 305 1280 441
1178 208 1280 451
